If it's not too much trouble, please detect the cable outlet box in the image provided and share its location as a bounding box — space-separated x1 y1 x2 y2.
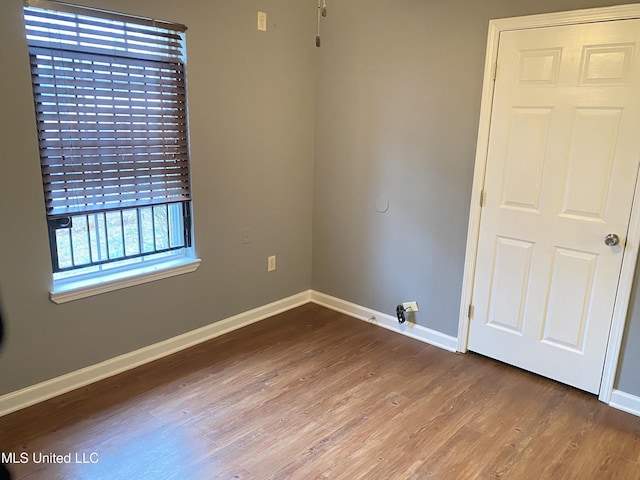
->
402 301 419 312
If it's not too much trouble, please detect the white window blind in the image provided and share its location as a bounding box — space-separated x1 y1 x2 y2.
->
24 0 191 217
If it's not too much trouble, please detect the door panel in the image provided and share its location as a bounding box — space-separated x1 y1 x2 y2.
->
562 108 620 220
501 108 551 211
469 20 640 394
486 236 533 334
541 247 596 352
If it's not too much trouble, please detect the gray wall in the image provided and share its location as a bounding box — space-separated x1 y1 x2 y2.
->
311 0 640 394
0 0 316 395
618 259 640 394
1 0 639 400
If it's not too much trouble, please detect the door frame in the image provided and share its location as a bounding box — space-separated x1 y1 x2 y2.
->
458 3 640 403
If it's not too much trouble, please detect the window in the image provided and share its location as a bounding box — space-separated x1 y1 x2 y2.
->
23 0 197 298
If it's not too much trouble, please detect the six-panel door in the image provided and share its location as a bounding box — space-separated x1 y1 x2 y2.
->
469 20 640 394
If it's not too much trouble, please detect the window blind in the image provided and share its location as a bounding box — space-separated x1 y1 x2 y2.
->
24 0 191 217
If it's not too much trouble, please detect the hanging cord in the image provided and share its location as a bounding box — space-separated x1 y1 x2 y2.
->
316 0 327 47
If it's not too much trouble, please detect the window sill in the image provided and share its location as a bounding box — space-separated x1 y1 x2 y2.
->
50 257 201 304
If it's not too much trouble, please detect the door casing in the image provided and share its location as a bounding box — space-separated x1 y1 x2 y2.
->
458 3 640 404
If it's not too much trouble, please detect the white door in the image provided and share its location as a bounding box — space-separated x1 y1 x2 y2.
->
469 19 640 394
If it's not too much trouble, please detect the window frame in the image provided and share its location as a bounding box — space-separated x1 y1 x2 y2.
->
23 0 199 301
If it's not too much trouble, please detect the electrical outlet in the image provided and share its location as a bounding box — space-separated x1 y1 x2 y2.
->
257 11 267 31
402 301 419 312
268 255 276 272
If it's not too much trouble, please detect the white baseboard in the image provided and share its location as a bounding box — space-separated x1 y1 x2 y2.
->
11 288 633 419
609 389 640 417
0 289 462 418
0 290 312 417
15 287 637 418
310 291 458 352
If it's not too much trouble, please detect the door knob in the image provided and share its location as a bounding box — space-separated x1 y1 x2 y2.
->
604 233 620 246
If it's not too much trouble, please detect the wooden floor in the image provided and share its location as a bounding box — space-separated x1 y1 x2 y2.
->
1 303 639 479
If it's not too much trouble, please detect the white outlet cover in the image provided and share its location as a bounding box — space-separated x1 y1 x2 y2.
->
402 301 419 312
257 11 267 31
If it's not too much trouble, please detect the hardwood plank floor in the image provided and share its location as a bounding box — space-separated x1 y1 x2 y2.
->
0 303 639 479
